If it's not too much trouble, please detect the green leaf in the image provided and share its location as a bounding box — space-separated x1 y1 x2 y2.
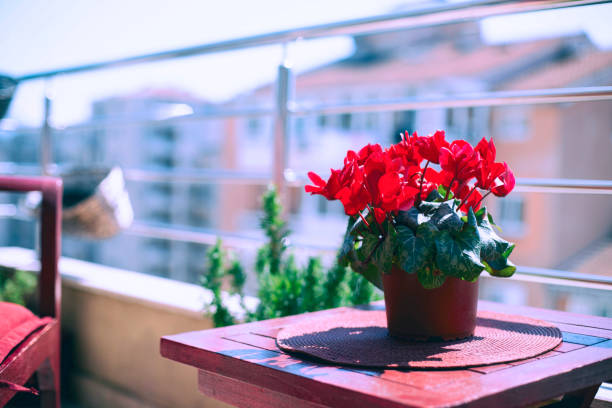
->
418 199 454 215
417 200 441 215
431 202 463 233
477 211 516 278
467 206 478 228
474 206 486 222
396 207 419 231
434 224 485 282
359 233 380 262
372 222 396 274
338 216 360 266
349 260 383 290
348 221 402 290
396 223 437 275
487 212 503 232
437 185 451 199
425 188 443 202
483 259 516 278
417 266 447 289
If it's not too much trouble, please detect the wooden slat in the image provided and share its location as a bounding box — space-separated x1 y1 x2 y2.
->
225 332 483 391
367 369 482 391
224 333 279 350
555 342 585 352
478 300 612 330
555 323 612 339
251 327 283 338
198 369 330 408
442 340 612 407
562 332 607 346
468 363 512 374
162 334 451 408
507 350 562 366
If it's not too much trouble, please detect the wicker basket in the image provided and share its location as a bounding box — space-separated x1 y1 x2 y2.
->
61 167 133 239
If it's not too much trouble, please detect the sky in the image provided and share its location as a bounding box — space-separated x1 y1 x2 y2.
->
0 0 611 126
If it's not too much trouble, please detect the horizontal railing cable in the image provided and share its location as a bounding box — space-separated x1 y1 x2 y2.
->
122 169 612 195
513 178 612 195
1 164 610 195
290 87 612 115
45 106 274 134
124 221 612 287
7 86 612 135
515 266 612 286
125 221 337 252
124 168 272 185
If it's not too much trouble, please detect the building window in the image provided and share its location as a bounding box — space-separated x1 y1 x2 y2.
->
295 117 307 150
365 112 378 131
247 118 260 135
393 110 415 142
318 115 328 128
340 113 352 130
497 194 525 236
154 127 175 142
494 106 529 141
317 195 328 214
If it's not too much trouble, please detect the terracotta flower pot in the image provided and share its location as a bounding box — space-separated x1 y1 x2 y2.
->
382 267 479 341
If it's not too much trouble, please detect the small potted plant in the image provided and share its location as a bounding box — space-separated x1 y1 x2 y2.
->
305 131 516 341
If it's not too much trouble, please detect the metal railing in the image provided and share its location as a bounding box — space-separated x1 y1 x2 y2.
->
2 0 612 286
15 0 607 82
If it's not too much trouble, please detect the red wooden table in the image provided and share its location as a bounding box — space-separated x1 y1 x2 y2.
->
161 301 612 408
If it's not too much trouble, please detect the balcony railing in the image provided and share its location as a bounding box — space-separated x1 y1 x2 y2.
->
1 0 611 288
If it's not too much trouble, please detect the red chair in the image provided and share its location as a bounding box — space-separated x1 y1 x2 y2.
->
0 176 62 407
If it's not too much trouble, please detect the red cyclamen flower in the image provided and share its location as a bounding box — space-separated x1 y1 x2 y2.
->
305 171 342 200
459 189 483 213
377 172 419 213
415 130 449 164
439 140 481 183
491 162 515 197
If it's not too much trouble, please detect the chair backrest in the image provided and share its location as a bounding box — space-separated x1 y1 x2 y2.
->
0 176 62 318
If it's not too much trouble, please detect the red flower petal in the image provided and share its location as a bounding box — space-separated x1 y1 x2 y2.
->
374 208 386 224
307 171 326 187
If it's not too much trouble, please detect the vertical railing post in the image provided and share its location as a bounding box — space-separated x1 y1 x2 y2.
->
41 85 53 176
273 50 293 206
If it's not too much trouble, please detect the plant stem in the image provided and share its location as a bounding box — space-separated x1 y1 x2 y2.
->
444 176 456 200
358 211 370 229
417 160 430 204
367 204 385 236
475 190 492 208
364 235 385 264
458 186 477 211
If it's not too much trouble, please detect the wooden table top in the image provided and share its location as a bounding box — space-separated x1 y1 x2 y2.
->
161 301 612 408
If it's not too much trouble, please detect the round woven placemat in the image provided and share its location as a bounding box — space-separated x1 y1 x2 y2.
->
276 310 562 369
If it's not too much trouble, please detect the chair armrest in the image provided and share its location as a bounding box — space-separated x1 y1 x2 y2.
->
0 176 63 318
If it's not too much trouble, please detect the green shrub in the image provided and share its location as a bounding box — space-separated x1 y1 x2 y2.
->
0 266 37 307
201 186 380 326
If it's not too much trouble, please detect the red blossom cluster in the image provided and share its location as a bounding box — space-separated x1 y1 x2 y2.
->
305 131 515 224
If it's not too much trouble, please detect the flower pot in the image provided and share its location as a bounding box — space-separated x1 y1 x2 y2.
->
382 267 479 341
